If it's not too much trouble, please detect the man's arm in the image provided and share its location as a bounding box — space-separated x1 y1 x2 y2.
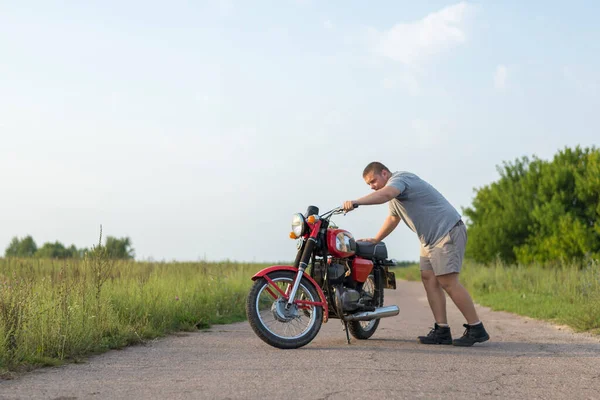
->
364 215 401 243
343 186 400 211
356 186 400 206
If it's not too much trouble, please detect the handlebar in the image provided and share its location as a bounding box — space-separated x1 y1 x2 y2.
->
319 203 359 219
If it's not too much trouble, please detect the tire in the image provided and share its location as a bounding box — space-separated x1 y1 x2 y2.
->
348 272 384 340
246 270 323 349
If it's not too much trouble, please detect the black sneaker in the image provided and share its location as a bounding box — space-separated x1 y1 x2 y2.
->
452 322 490 346
418 323 453 345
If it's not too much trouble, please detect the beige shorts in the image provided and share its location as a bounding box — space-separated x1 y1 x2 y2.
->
419 221 467 276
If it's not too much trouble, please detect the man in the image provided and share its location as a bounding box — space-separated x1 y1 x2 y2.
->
342 161 489 346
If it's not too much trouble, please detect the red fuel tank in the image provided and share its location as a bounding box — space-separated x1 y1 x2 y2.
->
326 228 356 258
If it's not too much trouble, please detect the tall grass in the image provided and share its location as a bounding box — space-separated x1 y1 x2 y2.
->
394 258 600 333
0 257 265 374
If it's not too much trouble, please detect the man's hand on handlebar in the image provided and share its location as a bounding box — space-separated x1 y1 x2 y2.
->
342 201 359 213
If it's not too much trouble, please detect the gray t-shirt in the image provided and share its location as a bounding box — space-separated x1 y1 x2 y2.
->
386 171 461 247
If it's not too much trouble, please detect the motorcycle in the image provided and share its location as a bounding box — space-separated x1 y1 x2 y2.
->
246 204 399 349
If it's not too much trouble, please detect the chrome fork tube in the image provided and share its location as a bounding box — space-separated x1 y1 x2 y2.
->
286 268 305 307
286 237 317 307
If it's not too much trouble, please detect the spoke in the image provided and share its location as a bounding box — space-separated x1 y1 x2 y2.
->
292 319 306 333
283 322 290 337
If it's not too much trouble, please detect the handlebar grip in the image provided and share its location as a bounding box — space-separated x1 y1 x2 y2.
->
352 203 359 209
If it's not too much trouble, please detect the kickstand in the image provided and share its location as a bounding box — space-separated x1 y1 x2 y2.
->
343 321 351 344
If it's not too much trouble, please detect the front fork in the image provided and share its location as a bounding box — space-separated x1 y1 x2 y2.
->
286 236 317 308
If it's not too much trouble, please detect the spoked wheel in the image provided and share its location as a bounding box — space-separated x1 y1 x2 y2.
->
246 270 323 349
348 273 384 340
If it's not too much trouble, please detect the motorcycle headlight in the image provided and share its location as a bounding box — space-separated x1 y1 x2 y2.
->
291 213 307 238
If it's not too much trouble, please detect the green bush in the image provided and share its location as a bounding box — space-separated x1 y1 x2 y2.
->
464 146 600 264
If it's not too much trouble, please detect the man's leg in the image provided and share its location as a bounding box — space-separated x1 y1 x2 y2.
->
432 224 489 346
418 252 452 345
436 273 479 324
421 270 448 324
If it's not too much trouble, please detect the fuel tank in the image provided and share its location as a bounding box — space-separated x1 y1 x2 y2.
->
326 228 356 258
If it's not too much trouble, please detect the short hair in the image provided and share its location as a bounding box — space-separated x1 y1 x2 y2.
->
363 161 391 177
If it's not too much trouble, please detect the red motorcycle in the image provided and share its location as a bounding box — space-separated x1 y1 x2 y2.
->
246 205 399 349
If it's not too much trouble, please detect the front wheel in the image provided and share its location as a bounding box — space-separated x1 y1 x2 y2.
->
348 273 384 340
246 270 323 349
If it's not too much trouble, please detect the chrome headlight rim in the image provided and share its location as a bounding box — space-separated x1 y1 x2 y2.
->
291 213 307 237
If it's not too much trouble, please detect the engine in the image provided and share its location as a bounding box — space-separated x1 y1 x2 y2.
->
327 262 347 284
313 258 375 314
334 286 361 312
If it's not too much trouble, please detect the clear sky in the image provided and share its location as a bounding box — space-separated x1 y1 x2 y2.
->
1 1 598 262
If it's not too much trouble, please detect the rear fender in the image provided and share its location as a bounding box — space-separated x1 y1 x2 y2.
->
252 265 329 323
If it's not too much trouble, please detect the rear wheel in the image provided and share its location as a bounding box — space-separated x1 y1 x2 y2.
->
246 270 323 349
348 272 384 340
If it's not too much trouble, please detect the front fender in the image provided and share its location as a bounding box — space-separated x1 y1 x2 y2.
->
252 265 329 323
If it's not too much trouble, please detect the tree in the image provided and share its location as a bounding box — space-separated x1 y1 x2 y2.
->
36 241 74 259
464 146 600 265
463 156 541 263
4 235 38 257
104 236 135 259
69 244 89 259
514 146 600 263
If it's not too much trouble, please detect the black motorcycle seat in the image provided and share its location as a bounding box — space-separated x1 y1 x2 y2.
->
355 241 388 260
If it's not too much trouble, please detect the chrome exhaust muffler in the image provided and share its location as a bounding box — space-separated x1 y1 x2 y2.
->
344 305 399 322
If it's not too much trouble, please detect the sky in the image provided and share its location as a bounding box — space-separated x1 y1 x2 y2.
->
1 1 598 263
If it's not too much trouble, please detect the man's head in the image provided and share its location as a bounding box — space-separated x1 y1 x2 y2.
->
362 161 392 190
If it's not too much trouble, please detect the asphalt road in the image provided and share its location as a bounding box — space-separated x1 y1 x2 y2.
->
1 280 599 400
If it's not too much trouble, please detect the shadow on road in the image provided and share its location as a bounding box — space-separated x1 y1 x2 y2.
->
299 338 600 358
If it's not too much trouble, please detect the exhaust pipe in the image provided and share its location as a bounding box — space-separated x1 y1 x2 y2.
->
344 305 399 322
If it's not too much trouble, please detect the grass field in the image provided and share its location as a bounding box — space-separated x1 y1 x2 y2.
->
393 258 600 334
0 256 264 375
